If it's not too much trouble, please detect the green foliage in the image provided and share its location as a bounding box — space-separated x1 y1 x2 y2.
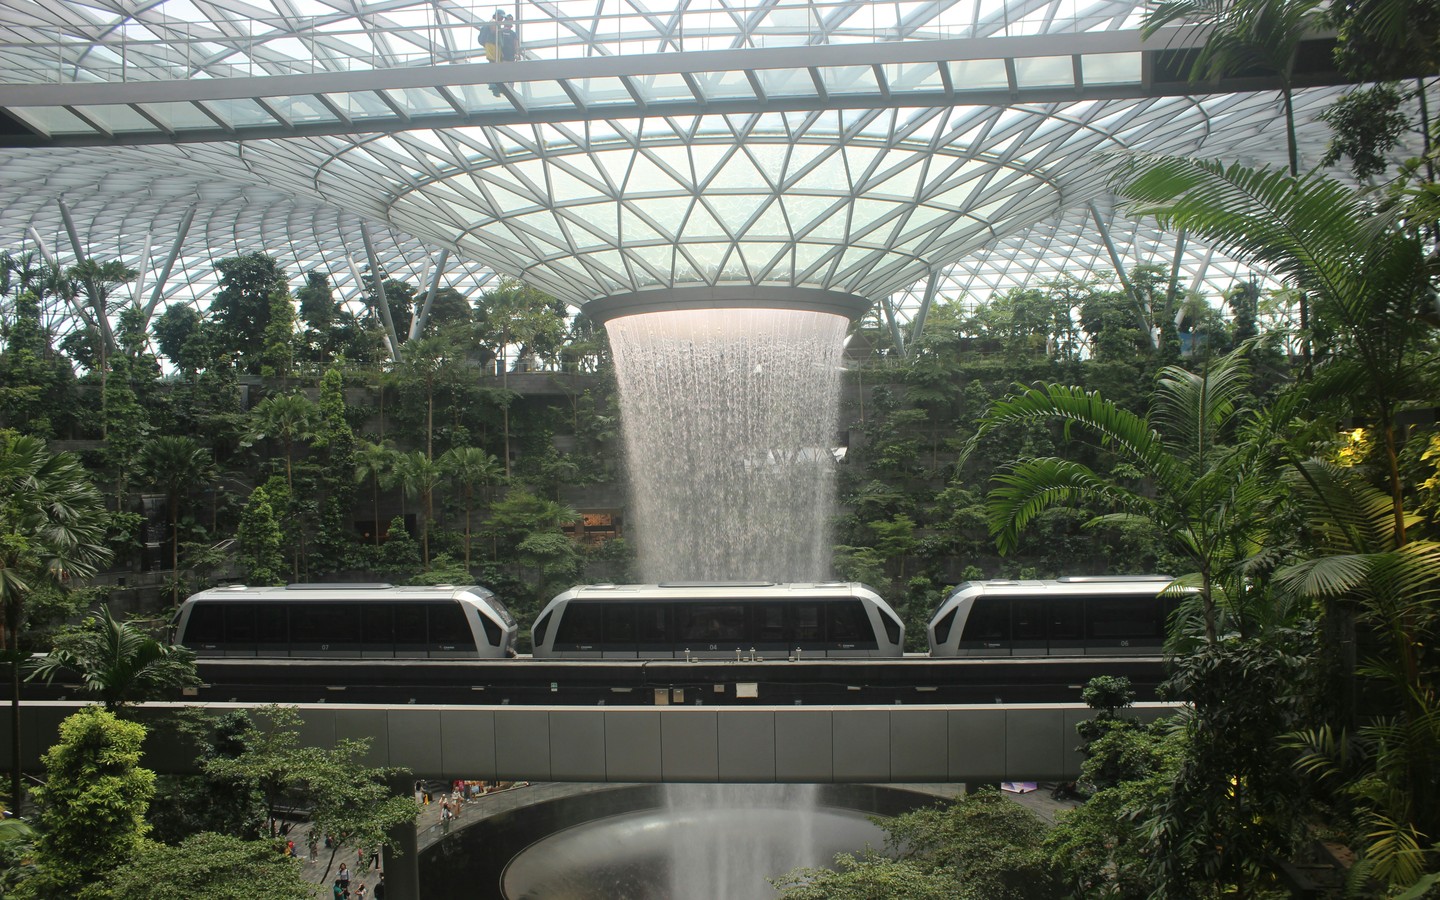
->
30 605 199 710
24 707 154 900
108 832 310 900
210 253 289 374
201 705 416 884
776 788 1060 900
237 484 285 585
377 516 421 576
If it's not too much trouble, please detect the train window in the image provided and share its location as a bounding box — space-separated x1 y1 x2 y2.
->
289 604 330 645
556 603 604 646
184 604 224 644
636 604 669 644
964 597 1011 642
882 610 902 647
224 604 258 643
363 605 393 645
754 603 787 643
488 598 517 627
478 612 502 648
676 604 744 643
256 604 288 643
1048 599 1084 641
532 612 551 648
428 603 471 646
394 603 428 645
827 602 868 642
794 604 823 642
932 607 957 645
1086 597 1158 639
1013 599 1046 641
604 604 636 645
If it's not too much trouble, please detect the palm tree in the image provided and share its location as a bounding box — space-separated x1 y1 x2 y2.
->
967 350 1273 644
140 436 215 601
29 606 198 712
353 440 395 546
389 451 444 567
0 434 111 807
397 336 451 461
246 393 318 489
440 447 503 571
1113 157 1436 545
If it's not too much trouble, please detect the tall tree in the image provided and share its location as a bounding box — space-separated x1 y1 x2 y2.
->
140 436 215 600
25 707 154 898
389 451 443 567
474 278 567 476
0 433 110 807
440 446 503 571
245 393 318 490
354 441 395 547
210 253 288 374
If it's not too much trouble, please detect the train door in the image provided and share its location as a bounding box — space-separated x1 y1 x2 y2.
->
553 602 605 657
1011 598 1047 655
635 602 672 658
957 596 1010 655
752 601 789 658
603 604 638 658
1046 598 1085 655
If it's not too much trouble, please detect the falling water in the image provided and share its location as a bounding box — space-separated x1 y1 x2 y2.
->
606 307 849 583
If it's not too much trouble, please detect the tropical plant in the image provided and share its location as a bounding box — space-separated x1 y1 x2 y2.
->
388 450 444 567
140 436 215 599
0 432 111 807
108 832 311 900
966 349 1273 643
245 392 318 489
440 446 503 571
29 605 199 711
1113 157 1439 545
354 440 395 546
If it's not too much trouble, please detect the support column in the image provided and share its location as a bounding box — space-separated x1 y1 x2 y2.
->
1088 200 1150 345
144 206 196 322
361 223 403 358
384 778 421 900
906 268 941 356
409 247 449 340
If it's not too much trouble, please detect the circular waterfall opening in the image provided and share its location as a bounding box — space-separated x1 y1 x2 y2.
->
421 784 936 899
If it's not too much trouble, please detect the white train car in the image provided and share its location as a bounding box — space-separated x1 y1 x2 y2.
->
928 576 1182 657
173 583 517 658
531 582 905 659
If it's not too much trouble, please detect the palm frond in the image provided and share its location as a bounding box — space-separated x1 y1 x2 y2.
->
1274 554 1374 599
986 458 1148 555
1150 354 1251 464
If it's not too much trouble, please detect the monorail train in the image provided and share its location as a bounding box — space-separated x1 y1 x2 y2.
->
172 583 518 658
928 576 1182 656
531 582 906 659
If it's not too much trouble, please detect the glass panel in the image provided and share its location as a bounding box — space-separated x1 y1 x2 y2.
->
932 607 957 645
1013 598 1046 640
691 70 756 100
1086 598 1158 640
556 603 604 646
636 604 670 643
630 73 694 103
183 604 224 644
884 62 945 93
756 67 816 98
754 603 787 643
532 612 551 648
1014 55 1074 88
947 58 1008 91
428 603 471 647
451 83 513 113
198 98 276 127
827 601 869 642
515 81 576 108
256 604 288 644
72 104 156 133
604 604 636 644
224 603 258 643
267 94 339 123
394 603 428 644
1049 599 1084 640
569 76 632 106
135 101 216 131
675 604 745 643
1082 52 1142 85
380 86 454 116
363 604 393 644
962 596 1010 642
793 604 823 642
322 91 393 120
818 65 878 96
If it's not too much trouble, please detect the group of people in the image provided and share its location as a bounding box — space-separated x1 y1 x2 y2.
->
333 862 385 899
480 9 520 96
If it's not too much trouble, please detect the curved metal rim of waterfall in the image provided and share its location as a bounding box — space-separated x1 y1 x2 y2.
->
583 287 872 324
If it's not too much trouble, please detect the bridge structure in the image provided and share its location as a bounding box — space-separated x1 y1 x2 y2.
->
2 697 1178 899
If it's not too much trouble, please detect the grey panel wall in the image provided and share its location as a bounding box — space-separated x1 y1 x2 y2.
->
2 702 1180 783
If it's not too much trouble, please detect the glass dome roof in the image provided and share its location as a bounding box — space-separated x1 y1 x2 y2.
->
0 0 1431 345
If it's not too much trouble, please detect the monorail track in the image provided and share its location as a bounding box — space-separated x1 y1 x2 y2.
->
81 655 1177 706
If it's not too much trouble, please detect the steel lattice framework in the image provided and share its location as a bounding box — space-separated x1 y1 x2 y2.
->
0 0 1432 349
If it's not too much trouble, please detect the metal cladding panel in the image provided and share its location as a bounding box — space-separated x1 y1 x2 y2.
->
891 709 949 781
334 707 390 769
440 709 497 779
387 709 444 775
717 710 776 782
605 710 662 782
776 710 833 782
833 710 891 782
661 710 719 781
1006 707 1067 779
948 708 1007 782
549 710 608 781
495 709 551 781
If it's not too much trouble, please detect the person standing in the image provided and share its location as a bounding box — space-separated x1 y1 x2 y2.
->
337 862 351 891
